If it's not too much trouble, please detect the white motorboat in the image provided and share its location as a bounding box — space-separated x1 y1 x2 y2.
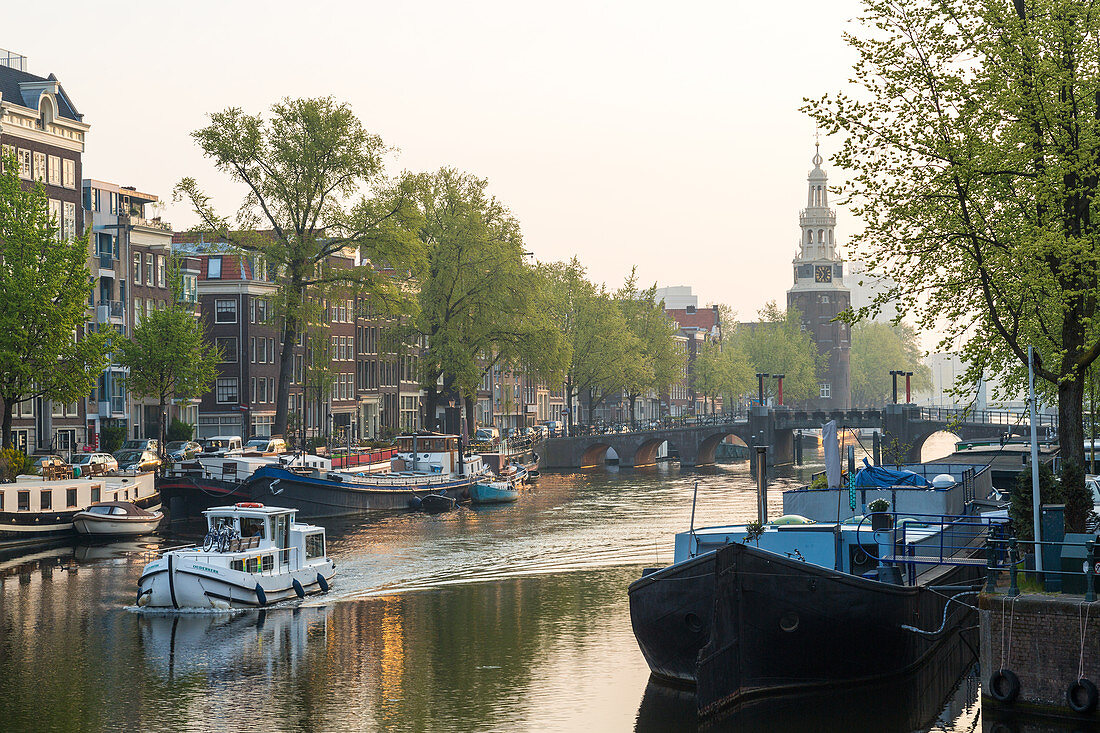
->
136 502 335 610
73 501 162 536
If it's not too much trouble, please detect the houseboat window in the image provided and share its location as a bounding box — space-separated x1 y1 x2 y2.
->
240 517 266 539
17 491 29 511
305 533 325 560
244 555 274 573
40 490 51 510
91 486 100 503
66 489 77 508
231 560 244 571
0 491 3 510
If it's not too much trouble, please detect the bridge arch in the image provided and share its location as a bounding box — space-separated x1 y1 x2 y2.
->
581 442 614 468
697 428 753 466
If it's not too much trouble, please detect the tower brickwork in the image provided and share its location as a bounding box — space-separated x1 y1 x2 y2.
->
786 143 851 409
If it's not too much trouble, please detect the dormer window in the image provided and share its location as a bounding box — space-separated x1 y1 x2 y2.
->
686 305 696 314
39 95 54 129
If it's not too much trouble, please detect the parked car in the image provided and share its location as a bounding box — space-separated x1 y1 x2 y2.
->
473 428 500 443
199 436 243 457
30 454 63 472
165 440 202 461
70 452 119 475
114 449 160 472
121 438 159 453
243 436 287 455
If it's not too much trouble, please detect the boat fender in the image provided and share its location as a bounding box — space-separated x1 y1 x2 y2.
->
989 669 1020 704
1067 678 1098 713
317 573 330 593
136 588 151 607
255 583 268 607
292 579 306 599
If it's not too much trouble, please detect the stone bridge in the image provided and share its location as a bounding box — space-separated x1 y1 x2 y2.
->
539 404 1057 469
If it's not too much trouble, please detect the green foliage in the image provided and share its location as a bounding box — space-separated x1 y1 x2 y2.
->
810 473 828 491
731 302 819 403
405 168 566 423
0 152 110 447
616 272 685 415
0 448 32 481
1010 463 1061 541
176 97 423 437
744 521 765 545
868 498 890 513
693 339 754 413
167 419 195 443
807 0 1100 468
850 323 931 406
1061 461 1093 535
100 426 127 454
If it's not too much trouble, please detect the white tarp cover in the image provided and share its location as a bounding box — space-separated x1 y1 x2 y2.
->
823 419 841 488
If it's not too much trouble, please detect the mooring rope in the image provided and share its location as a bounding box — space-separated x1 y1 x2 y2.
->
1080 600 1095 680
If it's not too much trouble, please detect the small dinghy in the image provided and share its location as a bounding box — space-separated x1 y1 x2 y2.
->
73 501 163 537
419 492 457 512
470 480 519 505
136 502 335 610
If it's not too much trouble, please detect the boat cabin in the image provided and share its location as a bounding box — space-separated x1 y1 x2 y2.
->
393 432 482 475
202 503 328 572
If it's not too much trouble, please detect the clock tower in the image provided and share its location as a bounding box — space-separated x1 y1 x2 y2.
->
786 142 851 409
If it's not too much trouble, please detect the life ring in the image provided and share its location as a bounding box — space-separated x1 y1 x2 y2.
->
235 502 264 508
989 669 1021 704
1067 678 1098 713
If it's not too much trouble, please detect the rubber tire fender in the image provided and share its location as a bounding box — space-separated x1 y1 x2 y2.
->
989 669 1021 704
1067 678 1098 714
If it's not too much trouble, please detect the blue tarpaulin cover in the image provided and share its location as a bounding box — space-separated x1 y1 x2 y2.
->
852 458 931 488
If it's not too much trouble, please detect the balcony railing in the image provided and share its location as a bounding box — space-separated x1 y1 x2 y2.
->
95 300 124 323
127 215 172 231
98 253 113 269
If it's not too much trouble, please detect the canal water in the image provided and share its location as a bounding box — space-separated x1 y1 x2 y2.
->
0 434 1065 731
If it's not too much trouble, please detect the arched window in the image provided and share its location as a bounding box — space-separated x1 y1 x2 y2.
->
818 229 824 243
806 231 813 244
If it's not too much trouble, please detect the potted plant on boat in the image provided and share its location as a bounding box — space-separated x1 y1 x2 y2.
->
868 498 892 530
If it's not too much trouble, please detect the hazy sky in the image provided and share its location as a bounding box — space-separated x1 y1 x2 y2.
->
8 0 867 318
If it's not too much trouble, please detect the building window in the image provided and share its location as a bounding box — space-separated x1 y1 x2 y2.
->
215 299 237 323
216 378 239 404
32 151 45 182
157 256 166 288
145 254 154 285
62 159 76 189
62 202 76 240
133 253 142 283
16 149 30 179
208 256 222 279
133 298 142 327
66 488 77 508
216 337 237 362
48 199 61 240
47 155 60 185
819 382 832 399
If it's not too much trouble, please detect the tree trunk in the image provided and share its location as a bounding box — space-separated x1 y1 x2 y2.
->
1059 373 1086 473
1 398 11 450
464 395 475 439
158 395 168 476
273 282 303 438
424 384 440 432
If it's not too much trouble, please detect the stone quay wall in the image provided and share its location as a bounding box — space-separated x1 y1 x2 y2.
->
980 592 1100 718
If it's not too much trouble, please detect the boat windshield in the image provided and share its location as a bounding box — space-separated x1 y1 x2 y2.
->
87 506 112 514
239 516 266 539
208 515 235 532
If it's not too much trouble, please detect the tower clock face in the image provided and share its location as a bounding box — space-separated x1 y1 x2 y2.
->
815 265 833 283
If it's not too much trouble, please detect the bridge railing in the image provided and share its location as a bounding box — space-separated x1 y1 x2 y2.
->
567 410 748 436
917 406 1058 429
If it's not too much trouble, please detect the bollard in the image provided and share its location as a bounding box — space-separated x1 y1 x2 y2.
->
1009 537 1020 597
1088 540 1097 603
985 537 998 594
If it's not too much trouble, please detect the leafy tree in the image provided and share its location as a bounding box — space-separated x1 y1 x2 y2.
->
692 340 731 415
166 419 195 443
731 302 819 404
176 96 423 437
808 0 1100 470
404 168 566 432
0 152 110 447
117 302 220 468
850 323 931 406
540 259 638 427
1009 462 1060 541
1062 461 1093 535
100 425 127 454
616 272 683 421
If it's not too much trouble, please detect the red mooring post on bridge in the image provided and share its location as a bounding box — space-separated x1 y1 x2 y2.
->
905 372 912 403
775 375 785 406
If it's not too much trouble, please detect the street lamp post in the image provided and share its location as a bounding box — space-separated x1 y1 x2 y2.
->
773 374 786 407
756 373 770 406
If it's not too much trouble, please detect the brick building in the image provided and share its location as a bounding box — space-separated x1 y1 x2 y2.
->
0 50 89 454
